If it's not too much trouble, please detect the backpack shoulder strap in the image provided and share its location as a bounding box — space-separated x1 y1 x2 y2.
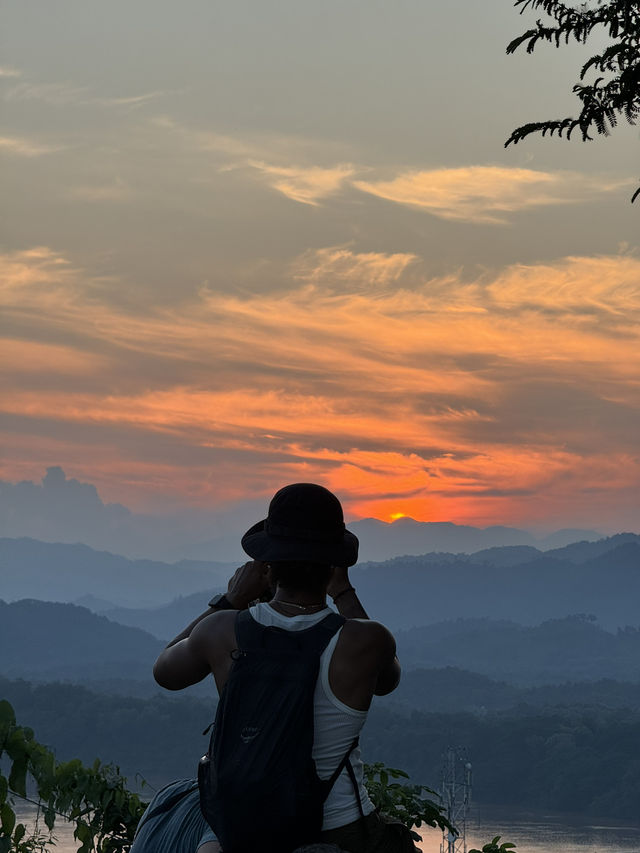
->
321 737 368 831
234 607 265 651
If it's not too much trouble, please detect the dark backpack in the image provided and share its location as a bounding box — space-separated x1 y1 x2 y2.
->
198 609 361 853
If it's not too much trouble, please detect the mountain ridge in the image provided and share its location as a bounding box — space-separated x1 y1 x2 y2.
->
3 599 639 688
2 534 638 630
0 537 235 607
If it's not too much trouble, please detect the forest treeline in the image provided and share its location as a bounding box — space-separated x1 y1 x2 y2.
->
395 615 640 685
391 667 640 712
365 704 640 818
1 676 639 819
3 601 640 686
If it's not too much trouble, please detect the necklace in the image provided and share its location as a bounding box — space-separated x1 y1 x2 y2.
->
275 600 326 611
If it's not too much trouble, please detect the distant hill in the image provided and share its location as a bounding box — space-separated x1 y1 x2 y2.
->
0 538 234 607
465 533 640 567
2 534 638 642
352 535 640 630
123 518 603 563
349 517 601 562
391 667 640 712
101 589 225 640
394 615 640 685
5 600 640 691
63 534 640 638
0 599 163 682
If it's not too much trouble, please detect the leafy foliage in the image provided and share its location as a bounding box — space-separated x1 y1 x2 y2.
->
1 710 460 852
1 711 513 853
505 0 640 201
4 674 640 820
469 837 517 853
363 762 455 840
0 701 517 852
0 701 147 852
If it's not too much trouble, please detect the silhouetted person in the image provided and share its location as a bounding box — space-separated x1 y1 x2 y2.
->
133 484 415 853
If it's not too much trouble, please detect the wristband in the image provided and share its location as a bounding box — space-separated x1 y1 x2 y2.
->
332 586 356 604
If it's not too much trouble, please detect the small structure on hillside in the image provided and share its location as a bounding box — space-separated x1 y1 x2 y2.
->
440 746 472 853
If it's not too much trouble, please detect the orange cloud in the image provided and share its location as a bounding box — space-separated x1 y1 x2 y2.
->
354 166 631 224
2 246 639 528
488 253 640 317
292 246 417 286
247 161 356 205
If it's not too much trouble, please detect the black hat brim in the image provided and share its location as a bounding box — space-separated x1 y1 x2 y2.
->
241 519 359 566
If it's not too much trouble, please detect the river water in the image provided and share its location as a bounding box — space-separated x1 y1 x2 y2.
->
14 802 640 853
416 805 640 852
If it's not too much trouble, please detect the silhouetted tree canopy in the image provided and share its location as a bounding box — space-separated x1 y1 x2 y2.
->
505 0 640 201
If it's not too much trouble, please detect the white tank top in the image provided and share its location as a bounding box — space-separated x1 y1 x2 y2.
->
248 603 376 830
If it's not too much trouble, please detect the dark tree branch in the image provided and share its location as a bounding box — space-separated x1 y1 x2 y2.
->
505 0 639 202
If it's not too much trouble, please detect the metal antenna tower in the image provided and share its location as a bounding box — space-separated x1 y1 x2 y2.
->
439 746 472 853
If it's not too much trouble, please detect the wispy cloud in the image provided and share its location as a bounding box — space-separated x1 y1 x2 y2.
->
151 116 348 166
134 118 630 218
354 166 631 224
247 161 356 205
2 246 639 528
151 116 266 160
3 80 89 105
3 75 174 111
0 67 21 78
99 91 172 108
292 246 417 286
149 117 357 204
488 253 640 318
0 135 61 157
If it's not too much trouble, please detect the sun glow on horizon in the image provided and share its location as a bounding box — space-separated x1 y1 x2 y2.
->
2 245 639 532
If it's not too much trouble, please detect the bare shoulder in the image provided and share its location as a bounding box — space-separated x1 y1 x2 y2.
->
188 610 239 693
340 617 396 653
330 618 400 704
190 609 237 650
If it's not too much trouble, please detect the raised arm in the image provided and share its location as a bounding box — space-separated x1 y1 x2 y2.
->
328 566 401 696
153 560 271 690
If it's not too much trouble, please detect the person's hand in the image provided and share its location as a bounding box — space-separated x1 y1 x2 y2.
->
326 565 352 600
226 561 271 609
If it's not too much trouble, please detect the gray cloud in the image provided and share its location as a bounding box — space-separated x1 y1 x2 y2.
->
0 467 259 562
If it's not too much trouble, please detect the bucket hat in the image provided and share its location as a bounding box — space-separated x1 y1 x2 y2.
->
241 483 359 566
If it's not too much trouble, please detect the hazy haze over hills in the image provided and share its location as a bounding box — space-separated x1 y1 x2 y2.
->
0 468 605 563
0 537 233 608
2 600 639 689
0 467 264 562
2 533 638 628
0 599 163 682
350 517 601 562
353 536 640 631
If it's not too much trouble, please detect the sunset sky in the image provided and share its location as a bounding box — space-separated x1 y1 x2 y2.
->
2 0 639 538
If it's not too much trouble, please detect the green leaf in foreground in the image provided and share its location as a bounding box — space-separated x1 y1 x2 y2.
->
469 835 517 853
